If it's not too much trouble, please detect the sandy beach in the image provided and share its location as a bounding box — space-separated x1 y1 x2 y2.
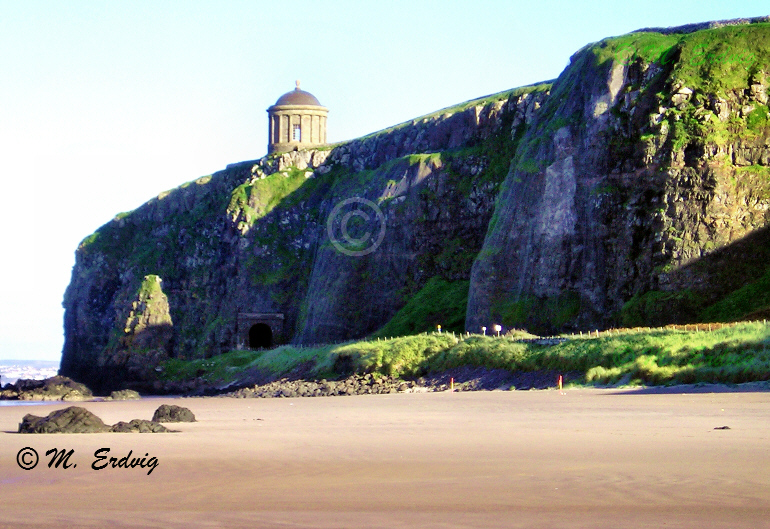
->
1 388 769 528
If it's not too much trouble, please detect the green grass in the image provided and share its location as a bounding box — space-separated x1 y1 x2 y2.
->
700 268 770 322
585 22 770 170
160 322 770 388
325 333 459 377
227 167 308 228
372 277 469 338
593 23 770 97
161 344 337 384
593 32 680 71
621 289 704 328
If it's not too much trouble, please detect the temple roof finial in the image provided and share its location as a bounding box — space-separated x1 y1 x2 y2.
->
295 80 300 90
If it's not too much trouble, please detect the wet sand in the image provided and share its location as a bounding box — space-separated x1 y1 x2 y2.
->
1 388 769 528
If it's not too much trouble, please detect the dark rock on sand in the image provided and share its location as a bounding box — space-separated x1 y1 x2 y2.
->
225 368 581 399
19 406 110 433
111 419 174 433
18 406 180 434
152 404 196 423
109 389 142 400
2 376 93 401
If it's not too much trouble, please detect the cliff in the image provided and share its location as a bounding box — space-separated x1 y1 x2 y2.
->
468 17 770 334
61 17 770 392
61 82 549 391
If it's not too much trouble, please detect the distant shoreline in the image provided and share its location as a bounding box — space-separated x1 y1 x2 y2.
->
0 360 60 386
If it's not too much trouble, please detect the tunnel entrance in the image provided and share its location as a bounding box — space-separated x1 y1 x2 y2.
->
248 323 273 349
237 312 284 349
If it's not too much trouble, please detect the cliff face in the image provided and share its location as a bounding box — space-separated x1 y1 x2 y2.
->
467 18 770 334
61 17 770 392
61 84 549 391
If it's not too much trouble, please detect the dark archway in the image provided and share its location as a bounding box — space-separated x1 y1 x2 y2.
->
248 323 273 349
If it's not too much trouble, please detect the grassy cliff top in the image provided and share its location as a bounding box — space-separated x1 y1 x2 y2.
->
592 21 770 95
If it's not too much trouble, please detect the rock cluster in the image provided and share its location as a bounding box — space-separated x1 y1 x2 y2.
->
17 405 194 434
226 368 575 399
1 376 93 401
228 374 423 398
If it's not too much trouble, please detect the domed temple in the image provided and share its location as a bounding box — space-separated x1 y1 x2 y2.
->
267 81 328 154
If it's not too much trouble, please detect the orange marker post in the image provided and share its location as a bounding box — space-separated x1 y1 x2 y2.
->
558 375 564 395
450 377 454 392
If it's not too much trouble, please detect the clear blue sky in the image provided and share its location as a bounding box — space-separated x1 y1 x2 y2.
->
0 1 766 362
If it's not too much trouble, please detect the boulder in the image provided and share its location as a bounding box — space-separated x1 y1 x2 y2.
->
111 419 174 433
109 389 141 400
151 404 196 423
19 406 110 433
14 376 93 401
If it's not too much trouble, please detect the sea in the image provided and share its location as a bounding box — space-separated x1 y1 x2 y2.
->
0 359 60 386
0 360 61 407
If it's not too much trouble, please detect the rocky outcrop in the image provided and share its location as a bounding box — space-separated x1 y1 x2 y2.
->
61 18 770 392
18 406 178 433
1 376 93 401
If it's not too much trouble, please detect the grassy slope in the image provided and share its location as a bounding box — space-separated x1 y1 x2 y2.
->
161 321 770 388
700 267 770 321
371 277 469 338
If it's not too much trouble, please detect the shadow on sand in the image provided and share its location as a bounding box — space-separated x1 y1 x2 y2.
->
603 381 770 395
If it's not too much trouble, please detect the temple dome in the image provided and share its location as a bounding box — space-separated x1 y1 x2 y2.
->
266 80 328 154
273 81 323 107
